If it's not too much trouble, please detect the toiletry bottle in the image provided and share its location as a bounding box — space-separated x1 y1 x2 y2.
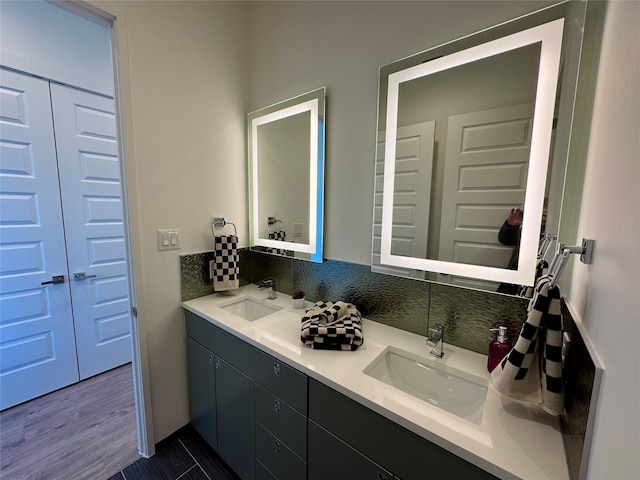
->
488 326 510 372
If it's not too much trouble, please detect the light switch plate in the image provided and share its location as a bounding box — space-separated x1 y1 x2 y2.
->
157 229 181 251
293 223 302 238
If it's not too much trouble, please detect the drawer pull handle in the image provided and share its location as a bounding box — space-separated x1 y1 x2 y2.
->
273 362 280 376
274 440 281 454
274 399 281 413
376 473 388 480
208 355 214 365
215 358 221 369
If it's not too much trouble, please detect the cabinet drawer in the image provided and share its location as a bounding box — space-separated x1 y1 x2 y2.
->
256 460 278 480
308 420 392 480
309 379 497 480
255 384 307 460
184 309 256 375
256 423 306 480
253 348 307 414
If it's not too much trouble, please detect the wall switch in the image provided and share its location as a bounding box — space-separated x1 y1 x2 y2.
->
157 229 181 251
293 223 303 238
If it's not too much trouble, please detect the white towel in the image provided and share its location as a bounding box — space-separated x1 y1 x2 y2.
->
491 276 564 415
213 235 239 292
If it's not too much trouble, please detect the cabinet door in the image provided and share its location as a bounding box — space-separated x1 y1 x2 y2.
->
308 420 393 480
216 355 255 480
186 337 217 450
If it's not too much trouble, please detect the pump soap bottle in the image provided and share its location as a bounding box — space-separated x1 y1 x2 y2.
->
488 326 510 372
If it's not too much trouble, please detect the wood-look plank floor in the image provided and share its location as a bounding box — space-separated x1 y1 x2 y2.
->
0 364 139 480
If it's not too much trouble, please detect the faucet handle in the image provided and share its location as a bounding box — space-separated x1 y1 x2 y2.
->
428 324 444 339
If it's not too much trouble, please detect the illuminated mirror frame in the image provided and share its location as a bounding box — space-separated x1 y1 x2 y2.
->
380 19 564 286
248 87 325 262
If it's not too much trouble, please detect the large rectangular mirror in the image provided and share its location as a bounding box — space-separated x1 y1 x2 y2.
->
248 87 325 262
373 2 587 294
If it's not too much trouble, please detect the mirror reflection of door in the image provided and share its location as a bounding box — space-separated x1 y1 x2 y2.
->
391 43 540 267
373 122 434 279
437 104 533 289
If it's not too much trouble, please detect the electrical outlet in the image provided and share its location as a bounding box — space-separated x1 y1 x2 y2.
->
157 229 181 251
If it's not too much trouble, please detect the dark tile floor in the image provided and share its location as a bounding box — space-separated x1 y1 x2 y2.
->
108 424 238 480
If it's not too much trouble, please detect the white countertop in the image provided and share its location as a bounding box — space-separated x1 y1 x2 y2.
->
182 285 568 480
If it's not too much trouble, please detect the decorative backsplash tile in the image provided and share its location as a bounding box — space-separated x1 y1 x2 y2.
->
180 249 597 480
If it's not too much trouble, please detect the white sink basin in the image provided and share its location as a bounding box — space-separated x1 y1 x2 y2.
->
364 346 488 424
219 295 282 321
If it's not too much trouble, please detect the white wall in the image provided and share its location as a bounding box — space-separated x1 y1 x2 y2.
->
248 0 555 265
567 1 640 478
89 0 249 442
0 0 113 95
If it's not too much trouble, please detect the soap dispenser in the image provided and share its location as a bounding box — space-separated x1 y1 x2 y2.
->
487 326 510 372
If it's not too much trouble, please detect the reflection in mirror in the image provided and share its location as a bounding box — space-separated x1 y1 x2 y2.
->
374 17 566 291
248 87 325 262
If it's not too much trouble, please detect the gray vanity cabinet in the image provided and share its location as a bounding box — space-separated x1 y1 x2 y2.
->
185 310 257 480
185 309 308 480
186 336 217 450
186 309 496 480
308 420 393 480
308 379 498 480
215 355 255 480
253 350 308 479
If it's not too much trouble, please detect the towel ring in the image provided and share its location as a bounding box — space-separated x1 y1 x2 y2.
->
212 217 237 237
267 216 285 234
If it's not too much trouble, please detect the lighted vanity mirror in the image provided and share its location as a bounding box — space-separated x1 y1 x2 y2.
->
372 3 588 293
248 87 325 262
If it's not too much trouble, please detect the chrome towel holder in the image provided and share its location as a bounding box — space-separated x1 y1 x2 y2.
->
548 238 595 288
267 216 285 233
212 217 237 237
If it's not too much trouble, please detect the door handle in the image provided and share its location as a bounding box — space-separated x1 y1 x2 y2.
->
41 275 65 285
74 272 97 281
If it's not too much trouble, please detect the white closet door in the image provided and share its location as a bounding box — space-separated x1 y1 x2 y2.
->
0 69 79 410
50 84 131 380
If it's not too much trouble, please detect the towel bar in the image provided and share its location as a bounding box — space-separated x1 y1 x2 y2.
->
548 238 594 288
212 217 237 237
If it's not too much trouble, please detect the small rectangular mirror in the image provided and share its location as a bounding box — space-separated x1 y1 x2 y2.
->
248 87 325 262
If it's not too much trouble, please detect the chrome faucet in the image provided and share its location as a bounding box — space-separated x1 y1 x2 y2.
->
258 279 277 300
427 324 445 358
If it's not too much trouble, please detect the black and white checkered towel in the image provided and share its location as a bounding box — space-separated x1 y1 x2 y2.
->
300 301 364 351
491 276 564 415
267 230 287 255
213 235 239 292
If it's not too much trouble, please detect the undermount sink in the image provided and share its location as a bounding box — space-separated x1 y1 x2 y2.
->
219 295 282 321
364 346 488 424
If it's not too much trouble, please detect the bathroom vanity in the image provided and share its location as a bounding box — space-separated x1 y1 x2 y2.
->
183 285 568 480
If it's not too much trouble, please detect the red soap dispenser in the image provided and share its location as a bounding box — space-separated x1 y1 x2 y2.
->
487 326 510 372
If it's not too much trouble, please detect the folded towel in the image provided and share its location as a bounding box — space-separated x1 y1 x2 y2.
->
301 301 364 351
303 300 350 325
491 276 564 415
213 235 239 292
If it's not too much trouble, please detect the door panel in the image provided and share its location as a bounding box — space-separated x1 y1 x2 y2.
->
0 69 79 410
373 122 435 278
50 84 131 380
438 104 533 288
